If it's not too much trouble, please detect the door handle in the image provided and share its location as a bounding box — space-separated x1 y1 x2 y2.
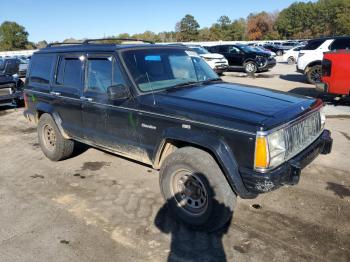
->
80 96 93 102
50 91 61 96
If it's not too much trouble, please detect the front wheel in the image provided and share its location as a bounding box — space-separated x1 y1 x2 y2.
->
276 50 283 56
244 61 257 74
159 147 236 232
306 65 322 84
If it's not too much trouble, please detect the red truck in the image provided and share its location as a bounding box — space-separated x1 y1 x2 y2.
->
316 50 350 97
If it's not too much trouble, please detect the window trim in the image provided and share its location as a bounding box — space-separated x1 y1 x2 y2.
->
52 52 86 94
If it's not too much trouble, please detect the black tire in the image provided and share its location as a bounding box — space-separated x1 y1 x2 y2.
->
287 57 295 65
159 147 236 232
37 113 74 161
276 50 283 56
244 61 257 74
306 65 322 84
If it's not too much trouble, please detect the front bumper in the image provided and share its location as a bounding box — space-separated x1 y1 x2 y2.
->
240 129 333 194
214 64 229 73
258 59 276 71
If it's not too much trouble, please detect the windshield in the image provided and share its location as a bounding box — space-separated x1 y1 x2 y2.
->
188 47 209 55
122 48 218 92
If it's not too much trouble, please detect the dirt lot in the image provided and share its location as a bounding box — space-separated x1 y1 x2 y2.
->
0 62 349 262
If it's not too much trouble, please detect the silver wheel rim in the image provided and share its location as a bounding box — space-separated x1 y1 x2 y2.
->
288 57 294 64
42 124 56 151
171 169 208 216
246 63 256 73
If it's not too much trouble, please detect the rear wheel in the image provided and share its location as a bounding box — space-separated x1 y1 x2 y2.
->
306 65 322 84
38 113 74 161
287 56 295 65
159 147 236 232
277 50 283 56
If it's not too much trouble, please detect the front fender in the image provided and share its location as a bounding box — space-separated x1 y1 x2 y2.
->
154 128 257 199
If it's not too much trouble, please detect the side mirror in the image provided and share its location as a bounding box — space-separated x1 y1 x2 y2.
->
107 84 130 100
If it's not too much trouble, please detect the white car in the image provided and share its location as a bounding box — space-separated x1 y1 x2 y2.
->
282 45 304 64
187 45 228 75
297 36 350 84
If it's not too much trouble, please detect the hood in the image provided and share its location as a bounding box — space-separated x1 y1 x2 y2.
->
200 53 225 59
139 82 317 132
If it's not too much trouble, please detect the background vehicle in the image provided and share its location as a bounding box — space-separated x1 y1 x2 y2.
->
316 50 350 97
282 45 305 64
207 44 276 73
24 39 332 231
187 45 228 74
262 44 285 56
251 46 276 57
0 58 23 106
18 58 29 77
297 36 350 84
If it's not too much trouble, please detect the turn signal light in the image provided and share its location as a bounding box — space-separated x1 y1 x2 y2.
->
255 136 269 169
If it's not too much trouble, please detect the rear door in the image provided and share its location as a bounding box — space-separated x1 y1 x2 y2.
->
50 54 84 138
227 45 244 66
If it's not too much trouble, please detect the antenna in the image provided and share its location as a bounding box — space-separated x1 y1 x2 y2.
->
145 72 156 106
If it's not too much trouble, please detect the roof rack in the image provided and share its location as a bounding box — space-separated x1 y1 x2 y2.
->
82 38 154 44
46 42 83 47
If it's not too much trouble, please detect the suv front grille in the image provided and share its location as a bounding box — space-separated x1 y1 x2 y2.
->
284 111 322 159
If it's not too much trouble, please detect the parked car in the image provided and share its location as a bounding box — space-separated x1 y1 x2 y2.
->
262 44 285 56
316 49 350 97
207 44 276 73
18 58 29 77
297 36 350 84
187 45 228 75
0 58 24 106
23 39 332 231
282 45 305 64
278 42 300 51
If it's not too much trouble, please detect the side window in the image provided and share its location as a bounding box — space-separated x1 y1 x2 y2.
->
29 54 54 84
330 38 350 50
86 57 112 93
228 46 240 54
219 46 229 53
55 57 82 88
303 39 325 50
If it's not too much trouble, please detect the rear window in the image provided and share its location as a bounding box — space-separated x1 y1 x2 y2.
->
330 38 350 50
29 54 54 84
302 39 326 50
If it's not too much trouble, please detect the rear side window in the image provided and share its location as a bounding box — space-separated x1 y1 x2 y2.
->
56 57 82 87
330 38 350 50
29 54 54 84
302 39 326 50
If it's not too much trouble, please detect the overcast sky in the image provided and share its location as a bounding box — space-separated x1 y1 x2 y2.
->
0 0 316 42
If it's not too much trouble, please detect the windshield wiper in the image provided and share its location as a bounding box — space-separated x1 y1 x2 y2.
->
200 78 223 84
169 81 199 89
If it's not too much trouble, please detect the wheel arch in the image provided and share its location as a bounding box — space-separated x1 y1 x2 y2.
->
305 60 322 72
153 129 256 199
36 103 70 139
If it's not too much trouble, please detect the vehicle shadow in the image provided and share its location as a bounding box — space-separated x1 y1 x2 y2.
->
155 177 233 262
279 74 309 84
288 87 350 106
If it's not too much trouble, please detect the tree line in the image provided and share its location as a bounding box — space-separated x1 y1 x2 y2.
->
1 0 350 51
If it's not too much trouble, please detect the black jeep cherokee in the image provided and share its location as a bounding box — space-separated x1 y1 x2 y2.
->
207 44 276 73
23 39 332 231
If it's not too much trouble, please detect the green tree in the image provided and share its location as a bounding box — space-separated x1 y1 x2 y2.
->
0 21 29 51
176 14 200 41
36 40 48 49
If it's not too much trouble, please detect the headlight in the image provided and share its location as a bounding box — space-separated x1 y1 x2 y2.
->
298 52 305 58
203 57 214 61
254 128 286 170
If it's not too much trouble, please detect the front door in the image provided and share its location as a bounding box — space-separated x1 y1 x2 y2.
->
81 53 143 160
50 54 84 138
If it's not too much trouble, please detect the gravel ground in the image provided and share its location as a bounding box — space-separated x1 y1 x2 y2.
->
0 62 349 262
